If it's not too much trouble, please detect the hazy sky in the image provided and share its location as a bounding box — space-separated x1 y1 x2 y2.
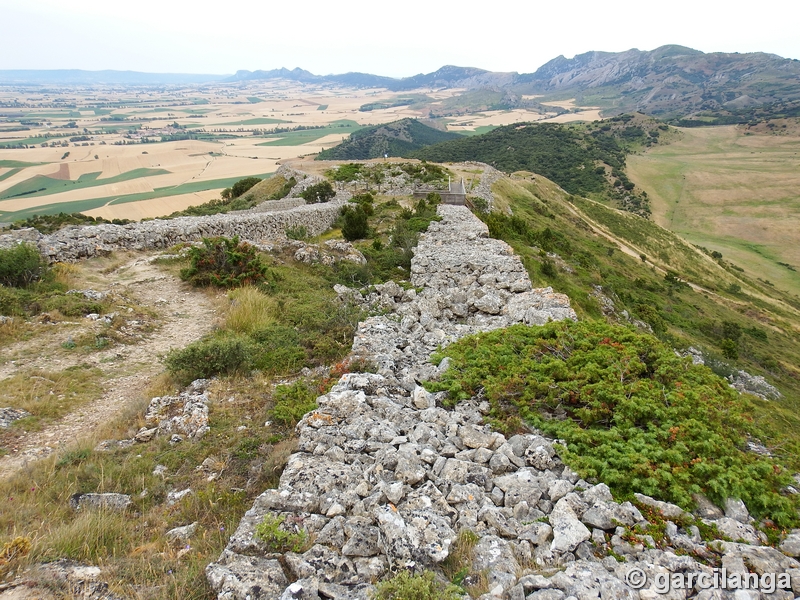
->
3 0 799 77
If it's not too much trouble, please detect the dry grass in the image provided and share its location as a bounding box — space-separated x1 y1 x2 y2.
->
223 286 277 335
0 367 104 427
0 371 299 598
627 124 800 296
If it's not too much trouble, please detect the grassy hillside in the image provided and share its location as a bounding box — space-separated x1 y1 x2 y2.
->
627 122 800 297
316 118 461 160
479 174 800 474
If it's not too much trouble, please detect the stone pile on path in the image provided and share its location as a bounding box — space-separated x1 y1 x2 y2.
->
206 206 800 600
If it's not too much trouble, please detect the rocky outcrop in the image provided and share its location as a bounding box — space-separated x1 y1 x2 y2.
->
69 492 132 512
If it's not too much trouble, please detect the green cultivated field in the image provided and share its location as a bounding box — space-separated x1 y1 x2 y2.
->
0 172 273 221
257 120 362 146
0 168 170 201
627 125 800 296
224 118 290 126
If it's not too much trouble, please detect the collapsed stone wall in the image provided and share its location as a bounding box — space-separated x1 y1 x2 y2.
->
0 199 345 263
206 205 800 600
245 197 307 214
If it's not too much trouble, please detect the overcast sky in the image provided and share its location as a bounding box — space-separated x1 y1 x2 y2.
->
3 0 799 77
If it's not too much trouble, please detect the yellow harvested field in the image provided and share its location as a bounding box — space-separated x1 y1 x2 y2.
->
0 177 158 213
447 109 554 131
0 82 613 222
539 98 580 108
542 109 604 123
84 189 221 221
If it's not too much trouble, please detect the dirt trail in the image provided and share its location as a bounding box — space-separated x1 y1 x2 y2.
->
0 258 217 479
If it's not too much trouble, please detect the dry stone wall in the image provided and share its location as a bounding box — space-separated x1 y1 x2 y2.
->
0 199 345 263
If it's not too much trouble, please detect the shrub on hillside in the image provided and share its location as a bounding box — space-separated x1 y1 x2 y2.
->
221 176 262 200
428 320 799 527
164 335 256 383
180 236 270 288
0 243 45 288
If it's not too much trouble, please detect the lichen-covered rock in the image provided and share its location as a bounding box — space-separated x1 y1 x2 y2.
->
144 385 210 439
0 407 31 428
69 493 131 512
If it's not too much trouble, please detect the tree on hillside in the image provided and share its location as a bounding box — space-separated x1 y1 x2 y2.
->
300 181 335 203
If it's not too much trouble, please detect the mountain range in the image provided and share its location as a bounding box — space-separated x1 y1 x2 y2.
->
4 46 800 119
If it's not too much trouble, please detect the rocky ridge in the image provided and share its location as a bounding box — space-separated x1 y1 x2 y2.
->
206 206 800 600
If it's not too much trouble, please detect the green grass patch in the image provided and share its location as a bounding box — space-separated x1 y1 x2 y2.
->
459 125 498 136
627 125 800 296
257 120 362 147
0 136 65 148
316 105 328 111
0 167 21 183
0 160 43 168
224 118 290 126
0 365 104 427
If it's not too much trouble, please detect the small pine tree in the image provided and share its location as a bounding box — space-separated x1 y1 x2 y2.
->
341 206 368 241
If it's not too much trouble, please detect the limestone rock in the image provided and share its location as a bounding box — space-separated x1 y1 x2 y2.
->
550 497 591 553
0 407 31 428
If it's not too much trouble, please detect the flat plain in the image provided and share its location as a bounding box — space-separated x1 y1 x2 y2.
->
0 80 600 221
627 122 800 297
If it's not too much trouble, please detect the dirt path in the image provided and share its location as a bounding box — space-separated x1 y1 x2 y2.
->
0 257 217 479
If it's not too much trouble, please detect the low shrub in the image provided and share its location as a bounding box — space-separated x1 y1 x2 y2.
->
269 380 318 428
0 243 45 287
254 513 309 553
374 570 463 600
164 335 256 383
285 225 308 240
251 325 306 374
180 237 270 288
427 320 799 527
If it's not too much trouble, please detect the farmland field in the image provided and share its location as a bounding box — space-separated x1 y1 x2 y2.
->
0 78 606 222
627 123 800 296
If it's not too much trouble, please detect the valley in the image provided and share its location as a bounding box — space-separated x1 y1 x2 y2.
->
627 122 800 297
